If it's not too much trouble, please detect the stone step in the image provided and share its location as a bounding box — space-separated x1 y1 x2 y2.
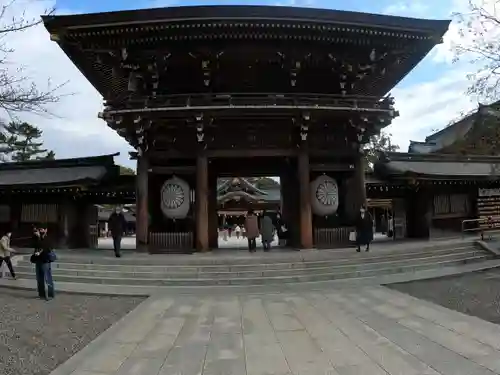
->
16 243 475 270
27 240 475 266
16 246 475 273
15 253 492 286
14 249 481 279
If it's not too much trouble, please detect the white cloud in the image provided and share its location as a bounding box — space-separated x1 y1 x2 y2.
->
274 0 316 7
382 1 430 16
1 0 134 167
388 69 479 151
387 0 498 151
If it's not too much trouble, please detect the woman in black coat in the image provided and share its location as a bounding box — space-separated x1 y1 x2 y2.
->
274 213 289 247
355 205 373 252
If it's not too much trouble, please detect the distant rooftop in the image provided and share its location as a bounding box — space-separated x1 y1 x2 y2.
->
408 101 500 154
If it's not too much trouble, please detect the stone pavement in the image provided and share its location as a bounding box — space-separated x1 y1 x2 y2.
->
50 285 500 375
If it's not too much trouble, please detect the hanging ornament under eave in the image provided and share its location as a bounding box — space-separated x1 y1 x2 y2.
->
310 175 339 216
160 176 191 219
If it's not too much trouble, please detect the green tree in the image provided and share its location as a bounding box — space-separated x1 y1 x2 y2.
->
452 1 500 101
364 131 399 169
45 150 56 160
119 165 136 175
1 121 55 161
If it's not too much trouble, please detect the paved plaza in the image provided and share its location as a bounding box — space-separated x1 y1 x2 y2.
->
97 233 392 251
50 285 500 375
98 235 280 251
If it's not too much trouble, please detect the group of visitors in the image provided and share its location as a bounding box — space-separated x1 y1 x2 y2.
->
244 210 289 252
0 204 376 297
220 223 245 240
0 225 56 300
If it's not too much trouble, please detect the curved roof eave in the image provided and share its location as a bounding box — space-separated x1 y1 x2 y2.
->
0 152 119 171
42 5 450 35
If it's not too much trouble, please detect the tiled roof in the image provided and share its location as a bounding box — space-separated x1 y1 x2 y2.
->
0 166 108 186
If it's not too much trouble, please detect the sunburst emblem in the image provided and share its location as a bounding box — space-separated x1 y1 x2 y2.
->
162 183 185 209
315 180 338 206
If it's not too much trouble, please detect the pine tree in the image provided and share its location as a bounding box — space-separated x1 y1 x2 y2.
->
1 121 55 162
44 150 56 160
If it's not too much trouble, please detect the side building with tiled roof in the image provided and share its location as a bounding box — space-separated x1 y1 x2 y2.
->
371 101 500 239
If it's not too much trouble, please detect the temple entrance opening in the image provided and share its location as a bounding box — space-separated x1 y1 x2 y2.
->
217 176 282 250
366 198 397 243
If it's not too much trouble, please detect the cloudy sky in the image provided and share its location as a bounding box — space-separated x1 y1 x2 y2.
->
1 0 486 168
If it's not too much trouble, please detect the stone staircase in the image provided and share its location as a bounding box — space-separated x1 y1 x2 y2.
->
12 240 497 287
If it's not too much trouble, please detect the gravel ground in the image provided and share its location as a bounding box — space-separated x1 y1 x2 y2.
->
386 268 500 325
0 288 145 375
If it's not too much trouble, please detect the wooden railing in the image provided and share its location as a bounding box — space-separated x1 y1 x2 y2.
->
104 93 395 115
314 227 354 248
149 232 194 253
462 217 500 240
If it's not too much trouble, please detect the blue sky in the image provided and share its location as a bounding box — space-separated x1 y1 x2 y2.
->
8 0 477 167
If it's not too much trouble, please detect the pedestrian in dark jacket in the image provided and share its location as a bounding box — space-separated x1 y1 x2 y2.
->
275 213 289 247
260 211 275 252
30 227 54 300
245 210 259 252
355 205 373 252
108 207 127 257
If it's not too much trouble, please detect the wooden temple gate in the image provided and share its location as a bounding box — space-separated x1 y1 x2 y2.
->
42 5 448 252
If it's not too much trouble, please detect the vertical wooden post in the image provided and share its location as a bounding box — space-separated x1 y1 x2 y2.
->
136 154 149 252
208 171 219 249
298 150 313 249
58 200 70 249
196 152 209 252
354 153 367 210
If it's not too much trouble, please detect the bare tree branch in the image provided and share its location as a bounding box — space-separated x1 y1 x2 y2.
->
452 0 500 101
0 0 66 159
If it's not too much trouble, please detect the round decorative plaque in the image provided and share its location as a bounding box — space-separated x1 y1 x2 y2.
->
160 176 190 219
310 175 339 216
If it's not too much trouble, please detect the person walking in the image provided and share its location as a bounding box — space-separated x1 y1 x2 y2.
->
245 210 259 252
108 206 127 257
275 212 289 247
355 205 373 252
30 226 55 300
234 225 241 239
260 211 275 252
0 231 16 279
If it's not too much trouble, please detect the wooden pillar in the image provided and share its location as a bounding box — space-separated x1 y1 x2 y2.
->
354 152 367 210
280 165 299 248
208 171 218 249
196 152 209 252
298 150 313 249
57 200 71 249
136 154 149 252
